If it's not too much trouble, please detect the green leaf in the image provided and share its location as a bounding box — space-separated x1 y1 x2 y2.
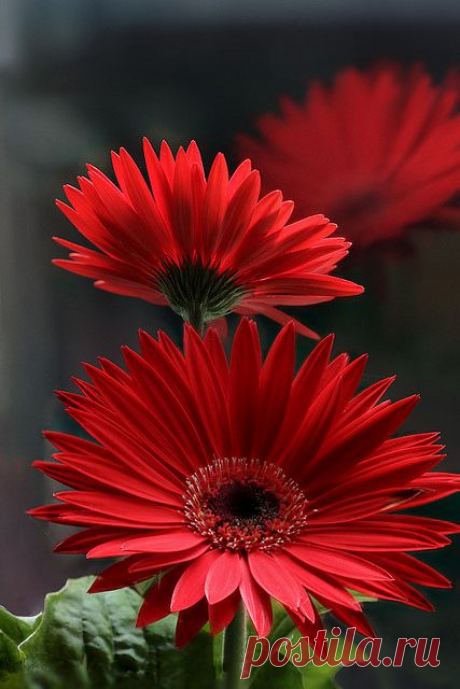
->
299 667 340 689
0 608 39 646
0 630 26 688
0 576 216 689
246 660 304 689
289 637 343 689
251 659 305 688
0 607 37 689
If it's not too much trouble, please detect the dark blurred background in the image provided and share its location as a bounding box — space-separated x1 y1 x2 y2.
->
0 1 459 687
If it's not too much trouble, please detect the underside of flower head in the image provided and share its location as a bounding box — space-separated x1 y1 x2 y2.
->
154 258 247 332
54 139 363 337
30 320 459 647
237 64 460 248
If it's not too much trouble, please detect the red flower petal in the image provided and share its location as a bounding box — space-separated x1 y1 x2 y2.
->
237 64 460 249
205 551 242 604
55 139 362 337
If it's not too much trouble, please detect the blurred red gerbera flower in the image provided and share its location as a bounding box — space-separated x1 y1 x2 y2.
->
237 64 460 249
54 139 362 338
30 320 459 646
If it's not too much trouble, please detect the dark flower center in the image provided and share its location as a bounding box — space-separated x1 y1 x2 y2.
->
155 258 247 331
332 189 383 225
184 458 309 551
207 481 280 524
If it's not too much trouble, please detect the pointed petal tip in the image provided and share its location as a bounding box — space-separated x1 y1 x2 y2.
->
312 332 335 351
281 319 296 334
87 579 107 594
62 182 80 194
238 315 256 327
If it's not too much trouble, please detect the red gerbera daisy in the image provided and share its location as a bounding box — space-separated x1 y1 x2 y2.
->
54 139 363 338
237 64 460 249
30 320 459 647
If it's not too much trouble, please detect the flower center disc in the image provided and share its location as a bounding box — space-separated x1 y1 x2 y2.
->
207 481 280 523
332 189 383 225
184 458 309 551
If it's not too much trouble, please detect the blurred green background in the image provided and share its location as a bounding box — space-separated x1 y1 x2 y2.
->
0 2 458 687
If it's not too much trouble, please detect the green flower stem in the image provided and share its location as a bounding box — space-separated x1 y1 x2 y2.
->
222 605 248 689
186 305 205 335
